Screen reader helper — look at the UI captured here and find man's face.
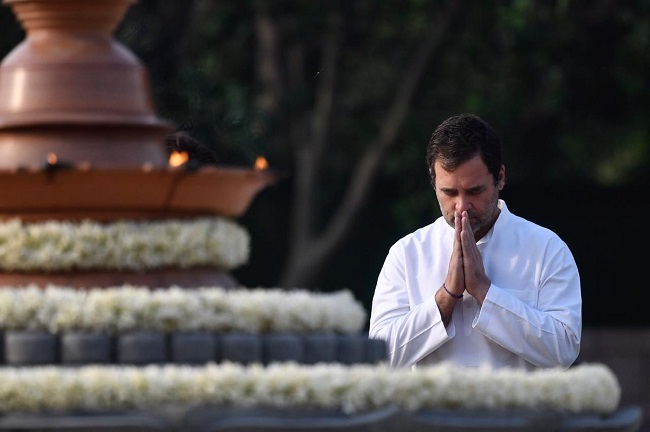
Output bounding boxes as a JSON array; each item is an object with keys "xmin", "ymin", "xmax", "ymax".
[{"xmin": 433, "ymin": 154, "xmax": 505, "ymax": 239}]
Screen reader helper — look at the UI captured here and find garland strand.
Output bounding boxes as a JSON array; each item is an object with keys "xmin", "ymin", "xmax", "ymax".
[
  {"xmin": 0, "ymin": 285, "xmax": 367, "ymax": 334},
  {"xmin": 0, "ymin": 362, "xmax": 620, "ymax": 414},
  {"xmin": 0, "ymin": 217, "xmax": 250, "ymax": 272}
]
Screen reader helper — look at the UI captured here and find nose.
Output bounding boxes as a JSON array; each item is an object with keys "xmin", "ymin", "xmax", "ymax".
[{"xmin": 456, "ymin": 195, "xmax": 471, "ymax": 213}]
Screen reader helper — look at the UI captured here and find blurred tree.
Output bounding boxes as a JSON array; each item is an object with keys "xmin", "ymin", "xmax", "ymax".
[{"xmin": 247, "ymin": 1, "xmax": 464, "ymax": 287}]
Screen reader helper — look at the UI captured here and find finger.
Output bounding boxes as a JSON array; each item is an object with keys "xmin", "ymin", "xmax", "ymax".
[
  {"xmin": 461, "ymin": 213, "xmax": 481, "ymax": 268},
  {"xmin": 461, "ymin": 211, "xmax": 475, "ymax": 243},
  {"xmin": 455, "ymin": 211, "xmax": 462, "ymax": 241},
  {"xmin": 452, "ymin": 212, "xmax": 463, "ymax": 254},
  {"xmin": 447, "ymin": 212, "xmax": 465, "ymax": 294},
  {"xmin": 459, "ymin": 212, "xmax": 490, "ymax": 298},
  {"xmin": 460, "ymin": 212, "xmax": 472, "ymax": 250}
]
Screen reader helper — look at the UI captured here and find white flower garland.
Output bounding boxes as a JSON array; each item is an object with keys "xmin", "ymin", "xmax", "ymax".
[
  {"xmin": 0, "ymin": 217, "xmax": 250, "ymax": 272},
  {"xmin": 0, "ymin": 285, "xmax": 367, "ymax": 334},
  {"xmin": 0, "ymin": 362, "xmax": 620, "ymax": 414}
]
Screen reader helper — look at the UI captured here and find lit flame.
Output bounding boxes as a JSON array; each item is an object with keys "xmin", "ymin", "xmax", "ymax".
[
  {"xmin": 254, "ymin": 156, "xmax": 269, "ymax": 171},
  {"xmin": 47, "ymin": 153, "xmax": 57, "ymax": 165},
  {"xmin": 168, "ymin": 151, "xmax": 189, "ymax": 167}
]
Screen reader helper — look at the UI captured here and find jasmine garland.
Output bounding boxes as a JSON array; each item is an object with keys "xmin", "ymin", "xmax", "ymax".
[
  {"xmin": 0, "ymin": 217, "xmax": 249, "ymax": 272},
  {"xmin": 0, "ymin": 286, "xmax": 367, "ymax": 334},
  {"xmin": 0, "ymin": 362, "xmax": 620, "ymax": 414}
]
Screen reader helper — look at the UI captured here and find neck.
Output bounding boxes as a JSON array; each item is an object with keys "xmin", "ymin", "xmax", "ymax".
[{"xmin": 474, "ymin": 207, "xmax": 501, "ymax": 241}]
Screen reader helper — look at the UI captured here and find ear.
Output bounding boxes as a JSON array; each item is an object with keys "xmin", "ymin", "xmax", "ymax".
[{"xmin": 497, "ymin": 165, "xmax": 506, "ymax": 190}]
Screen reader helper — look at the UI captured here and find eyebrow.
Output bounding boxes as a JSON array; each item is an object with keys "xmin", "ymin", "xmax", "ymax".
[{"xmin": 438, "ymin": 184, "xmax": 486, "ymax": 194}]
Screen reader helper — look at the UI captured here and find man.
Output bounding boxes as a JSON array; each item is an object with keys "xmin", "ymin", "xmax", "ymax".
[{"xmin": 369, "ymin": 114, "xmax": 581, "ymax": 370}]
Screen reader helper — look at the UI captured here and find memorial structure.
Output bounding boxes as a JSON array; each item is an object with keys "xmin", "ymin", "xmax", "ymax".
[
  {"xmin": 0, "ymin": 0, "xmax": 277, "ymax": 289},
  {"xmin": 0, "ymin": 0, "xmax": 641, "ymax": 430}
]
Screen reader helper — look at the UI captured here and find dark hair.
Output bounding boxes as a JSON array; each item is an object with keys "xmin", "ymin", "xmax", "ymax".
[{"xmin": 425, "ymin": 114, "xmax": 502, "ymax": 188}]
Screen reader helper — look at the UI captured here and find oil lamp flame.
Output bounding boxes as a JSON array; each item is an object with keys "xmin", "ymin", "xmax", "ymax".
[
  {"xmin": 168, "ymin": 151, "xmax": 189, "ymax": 167},
  {"xmin": 254, "ymin": 156, "xmax": 269, "ymax": 171}
]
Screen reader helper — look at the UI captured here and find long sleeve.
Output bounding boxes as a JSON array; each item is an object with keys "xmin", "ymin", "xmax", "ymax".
[
  {"xmin": 369, "ymin": 241, "xmax": 452, "ymax": 368},
  {"xmin": 368, "ymin": 200, "xmax": 582, "ymax": 371},
  {"xmin": 474, "ymin": 239, "xmax": 582, "ymax": 369}
]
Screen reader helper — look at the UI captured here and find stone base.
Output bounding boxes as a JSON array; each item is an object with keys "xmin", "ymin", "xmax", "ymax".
[
  {"xmin": 0, "ymin": 406, "xmax": 641, "ymax": 432},
  {"xmin": 1, "ymin": 331, "xmax": 387, "ymax": 366}
]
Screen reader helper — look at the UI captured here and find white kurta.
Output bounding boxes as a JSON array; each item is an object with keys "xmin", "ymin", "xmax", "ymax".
[{"xmin": 369, "ymin": 200, "xmax": 582, "ymax": 370}]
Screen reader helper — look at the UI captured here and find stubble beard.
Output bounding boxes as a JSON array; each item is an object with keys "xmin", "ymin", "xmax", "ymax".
[{"xmin": 441, "ymin": 190, "xmax": 500, "ymax": 235}]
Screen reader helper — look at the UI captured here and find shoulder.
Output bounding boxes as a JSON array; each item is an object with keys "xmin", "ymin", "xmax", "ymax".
[
  {"xmin": 500, "ymin": 202, "xmax": 571, "ymax": 250},
  {"xmin": 390, "ymin": 217, "xmax": 447, "ymax": 250}
]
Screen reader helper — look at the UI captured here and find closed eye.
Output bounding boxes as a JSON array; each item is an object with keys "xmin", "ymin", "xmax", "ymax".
[
  {"xmin": 467, "ymin": 186, "xmax": 485, "ymax": 195},
  {"xmin": 439, "ymin": 188, "xmax": 457, "ymax": 197},
  {"xmin": 439, "ymin": 186, "xmax": 485, "ymax": 197}
]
